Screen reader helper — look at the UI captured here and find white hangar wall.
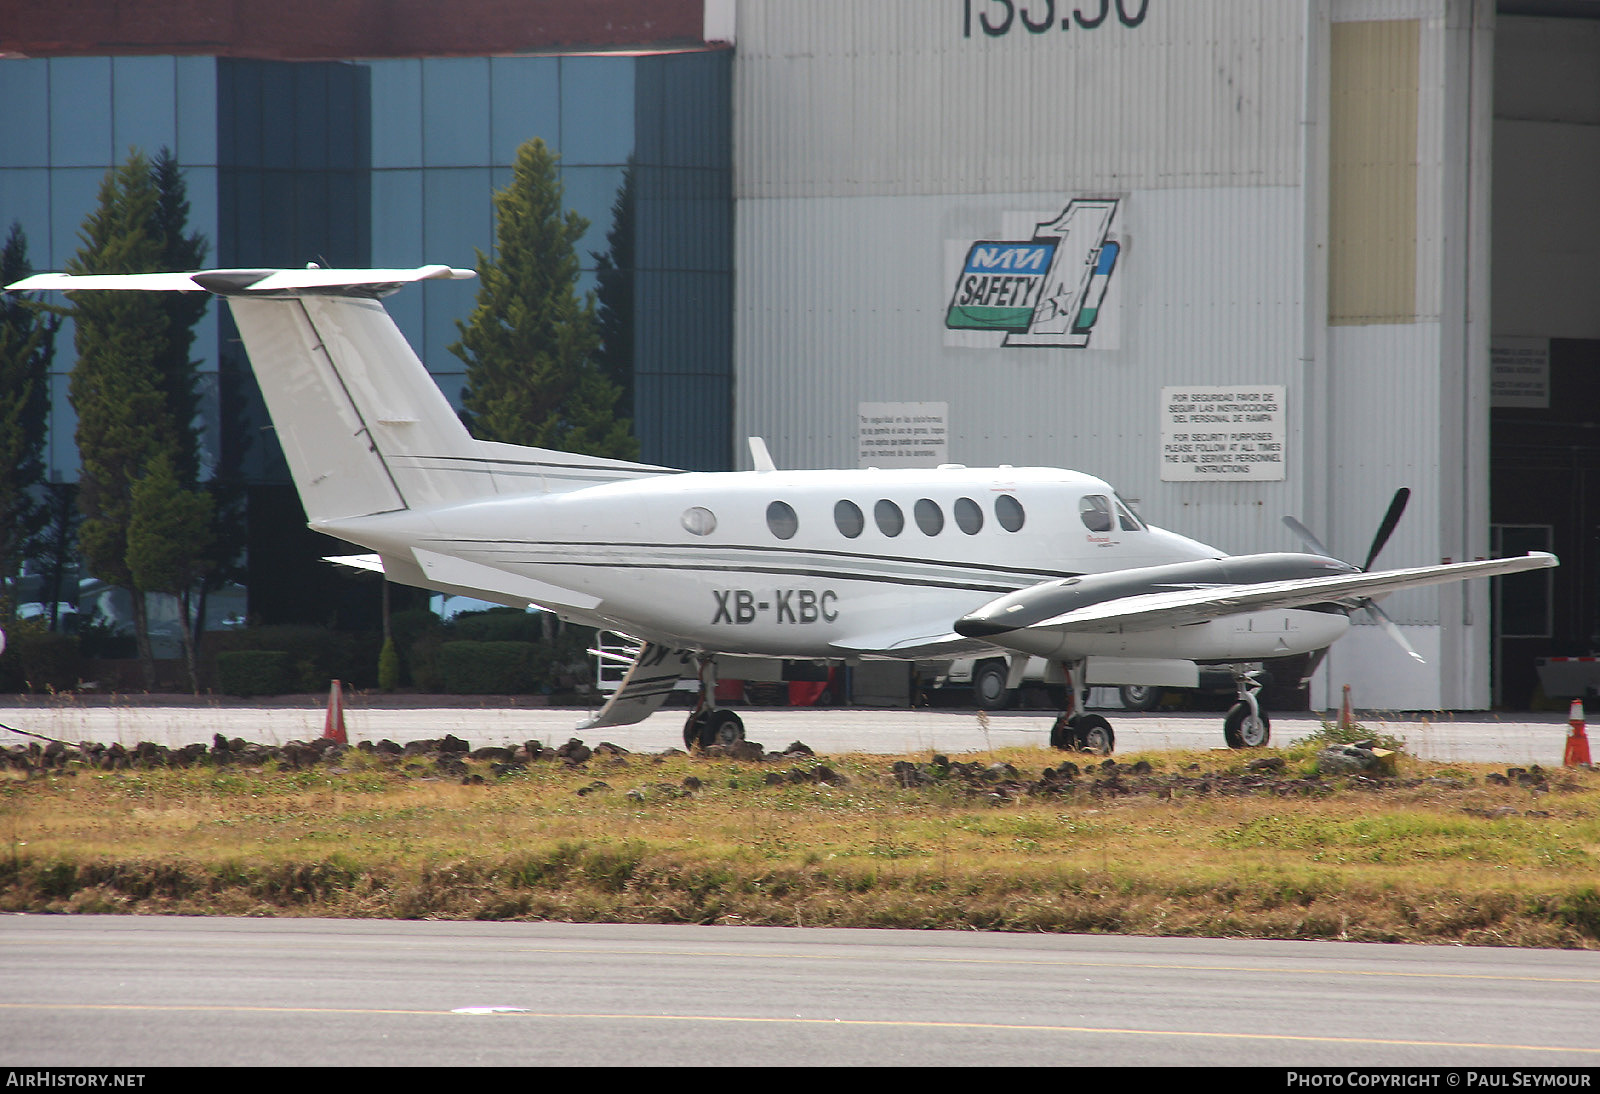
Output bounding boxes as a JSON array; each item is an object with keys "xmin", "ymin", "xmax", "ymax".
[{"xmin": 730, "ymin": 0, "xmax": 1496, "ymax": 709}]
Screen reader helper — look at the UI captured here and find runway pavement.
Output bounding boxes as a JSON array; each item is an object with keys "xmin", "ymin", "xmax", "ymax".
[
  {"xmin": 4, "ymin": 916, "xmax": 1599, "ymax": 1067},
  {"xmin": 0, "ymin": 694, "xmax": 1578, "ymax": 764}
]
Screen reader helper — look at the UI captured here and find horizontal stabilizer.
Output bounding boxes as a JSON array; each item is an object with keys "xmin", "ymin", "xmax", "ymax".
[{"xmin": 6, "ymin": 265, "xmax": 475, "ymax": 297}]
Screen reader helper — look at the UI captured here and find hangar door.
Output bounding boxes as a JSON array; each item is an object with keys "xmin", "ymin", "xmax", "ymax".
[{"xmin": 1490, "ymin": 9, "xmax": 1600, "ymax": 706}]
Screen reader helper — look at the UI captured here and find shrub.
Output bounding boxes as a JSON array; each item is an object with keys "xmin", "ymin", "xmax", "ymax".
[
  {"xmin": 438, "ymin": 640, "xmax": 541, "ymax": 694},
  {"xmin": 216, "ymin": 650, "xmax": 293, "ymax": 697},
  {"xmin": 207, "ymin": 626, "xmax": 380, "ymax": 690},
  {"xmin": 451, "ymin": 607, "xmax": 545, "ymax": 644},
  {"xmin": 0, "ymin": 622, "xmax": 83, "ymax": 693},
  {"xmin": 377, "ymin": 637, "xmax": 400, "ymax": 692}
]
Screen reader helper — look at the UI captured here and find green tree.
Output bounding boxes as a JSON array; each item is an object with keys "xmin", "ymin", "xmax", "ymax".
[
  {"xmin": 452, "ymin": 138, "xmax": 637, "ymax": 459},
  {"xmin": 127, "ymin": 451, "xmax": 213, "ymax": 689},
  {"xmin": 592, "ymin": 161, "xmax": 635, "ymax": 423},
  {"xmin": 68, "ymin": 148, "xmax": 212, "ymax": 687},
  {"xmin": 0, "ymin": 222, "xmax": 58, "ymax": 621}
]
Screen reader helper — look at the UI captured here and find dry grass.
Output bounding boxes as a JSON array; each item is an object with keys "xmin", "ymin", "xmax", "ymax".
[{"xmin": 4, "ymin": 745, "xmax": 1599, "ymax": 946}]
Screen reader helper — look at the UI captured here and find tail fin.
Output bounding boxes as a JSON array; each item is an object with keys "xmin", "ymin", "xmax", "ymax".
[{"xmin": 6, "ymin": 266, "xmax": 675, "ymax": 523}]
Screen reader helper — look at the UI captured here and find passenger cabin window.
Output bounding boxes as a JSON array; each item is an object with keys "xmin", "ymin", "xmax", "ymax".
[
  {"xmin": 994, "ymin": 494, "xmax": 1025, "ymax": 532},
  {"xmin": 766, "ymin": 500, "xmax": 798, "ymax": 540},
  {"xmin": 914, "ymin": 498, "xmax": 944, "ymax": 536},
  {"xmin": 681, "ymin": 506, "xmax": 717, "ymax": 536},
  {"xmin": 874, "ymin": 499, "xmax": 904, "ymax": 537},
  {"xmin": 954, "ymin": 497, "xmax": 983, "ymax": 534},
  {"xmin": 1079, "ymin": 495, "xmax": 1113, "ymax": 533},
  {"xmin": 834, "ymin": 500, "xmax": 864, "ymax": 538}
]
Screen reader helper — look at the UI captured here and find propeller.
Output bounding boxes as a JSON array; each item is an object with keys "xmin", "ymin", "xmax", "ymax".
[{"xmin": 1283, "ymin": 488, "xmax": 1424, "ymax": 663}]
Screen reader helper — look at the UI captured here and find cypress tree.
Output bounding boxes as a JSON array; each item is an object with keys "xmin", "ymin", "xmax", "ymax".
[
  {"xmin": 0, "ymin": 223, "xmax": 58, "ymax": 621},
  {"xmin": 68, "ymin": 148, "xmax": 212, "ymax": 687},
  {"xmin": 452, "ymin": 138, "xmax": 636, "ymax": 459}
]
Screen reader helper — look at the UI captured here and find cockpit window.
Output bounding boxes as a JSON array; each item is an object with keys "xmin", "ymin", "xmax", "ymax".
[
  {"xmin": 1113, "ymin": 494, "xmax": 1144, "ymax": 531},
  {"xmin": 766, "ymin": 500, "xmax": 798, "ymax": 540},
  {"xmin": 994, "ymin": 494, "xmax": 1025, "ymax": 532},
  {"xmin": 1079, "ymin": 495, "xmax": 1113, "ymax": 533}
]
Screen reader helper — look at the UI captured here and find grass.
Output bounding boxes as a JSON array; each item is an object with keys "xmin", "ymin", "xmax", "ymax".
[{"xmin": 3, "ymin": 743, "xmax": 1599, "ymax": 946}]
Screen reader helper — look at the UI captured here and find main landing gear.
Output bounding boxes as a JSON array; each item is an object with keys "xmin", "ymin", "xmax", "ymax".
[
  {"xmin": 683, "ymin": 655, "xmax": 746, "ymax": 750},
  {"xmin": 1046, "ymin": 662, "xmax": 1269, "ymax": 753},
  {"xmin": 1223, "ymin": 665, "xmax": 1270, "ymax": 748},
  {"xmin": 1048, "ymin": 660, "xmax": 1115, "ymax": 755}
]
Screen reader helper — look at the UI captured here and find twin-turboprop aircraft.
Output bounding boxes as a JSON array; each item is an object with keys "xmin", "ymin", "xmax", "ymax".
[{"xmin": 8, "ymin": 265, "xmax": 1557, "ymax": 753}]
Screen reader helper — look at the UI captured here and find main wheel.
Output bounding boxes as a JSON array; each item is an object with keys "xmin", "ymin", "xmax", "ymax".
[
  {"xmin": 1049, "ymin": 712, "xmax": 1073, "ymax": 750},
  {"xmin": 1073, "ymin": 713, "xmax": 1115, "ymax": 755},
  {"xmin": 700, "ymin": 708, "xmax": 745, "ymax": 748},
  {"xmin": 973, "ymin": 660, "xmax": 1012, "ymax": 711},
  {"xmin": 1223, "ymin": 702, "xmax": 1270, "ymax": 748},
  {"xmin": 683, "ymin": 710, "xmax": 708, "ymax": 750},
  {"xmin": 1119, "ymin": 684, "xmax": 1163, "ymax": 712}
]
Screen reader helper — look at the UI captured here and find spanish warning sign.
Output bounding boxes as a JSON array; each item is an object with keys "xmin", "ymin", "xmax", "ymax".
[{"xmin": 1160, "ymin": 386, "xmax": 1286, "ymax": 482}]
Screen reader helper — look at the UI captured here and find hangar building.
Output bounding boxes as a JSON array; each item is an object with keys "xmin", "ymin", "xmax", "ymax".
[{"xmin": 1, "ymin": 0, "xmax": 1595, "ymax": 709}]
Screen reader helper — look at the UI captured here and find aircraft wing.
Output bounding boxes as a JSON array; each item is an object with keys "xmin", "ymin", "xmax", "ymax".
[
  {"xmin": 979, "ymin": 552, "xmax": 1557, "ymax": 636},
  {"xmin": 829, "ymin": 624, "xmax": 995, "ymax": 660}
]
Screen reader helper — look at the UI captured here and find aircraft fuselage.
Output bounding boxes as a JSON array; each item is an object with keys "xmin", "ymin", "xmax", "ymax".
[{"xmin": 317, "ymin": 464, "xmax": 1349, "ymax": 663}]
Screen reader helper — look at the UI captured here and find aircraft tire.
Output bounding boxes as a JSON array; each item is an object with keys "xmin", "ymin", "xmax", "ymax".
[
  {"xmin": 1048, "ymin": 712, "xmax": 1073, "ymax": 750},
  {"xmin": 1223, "ymin": 703, "xmax": 1270, "ymax": 748},
  {"xmin": 1073, "ymin": 714, "xmax": 1115, "ymax": 755},
  {"xmin": 973, "ymin": 660, "xmax": 1013, "ymax": 711},
  {"xmin": 683, "ymin": 711, "xmax": 706, "ymax": 750},
  {"xmin": 1119, "ymin": 684, "xmax": 1164, "ymax": 712},
  {"xmin": 695, "ymin": 708, "xmax": 745, "ymax": 749}
]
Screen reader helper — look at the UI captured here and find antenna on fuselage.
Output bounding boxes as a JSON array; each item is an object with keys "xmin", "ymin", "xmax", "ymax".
[{"xmin": 748, "ymin": 437, "xmax": 777, "ymax": 472}]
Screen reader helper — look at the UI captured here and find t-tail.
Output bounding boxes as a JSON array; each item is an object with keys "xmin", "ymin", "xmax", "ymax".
[{"xmin": 4, "ymin": 266, "xmax": 675, "ymax": 524}]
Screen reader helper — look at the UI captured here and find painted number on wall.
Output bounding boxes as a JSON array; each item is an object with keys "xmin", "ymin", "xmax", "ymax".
[{"xmin": 962, "ymin": 0, "xmax": 1149, "ymax": 37}]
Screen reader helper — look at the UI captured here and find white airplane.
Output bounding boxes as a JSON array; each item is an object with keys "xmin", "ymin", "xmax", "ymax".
[{"xmin": 7, "ymin": 265, "xmax": 1558, "ymax": 753}]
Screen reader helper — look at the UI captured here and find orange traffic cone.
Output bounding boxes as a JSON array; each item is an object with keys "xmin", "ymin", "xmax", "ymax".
[
  {"xmin": 323, "ymin": 679, "xmax": 348, "ymax": 745},
  {"xmin": 1565, "ymin": 698, "xmax": 1591, "ymax": 766}
]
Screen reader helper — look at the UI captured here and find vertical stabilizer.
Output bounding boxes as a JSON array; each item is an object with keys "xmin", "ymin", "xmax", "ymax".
[
  {"xmin": 228, "ymin": 293, "xmax": 475, "ymax": 521},
  {"xmin": 3, "ymin": 265, "xmax": 680, "ymax": 525}
]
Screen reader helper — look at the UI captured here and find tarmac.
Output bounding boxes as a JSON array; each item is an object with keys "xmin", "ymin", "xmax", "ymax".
[{"xmin": 0, "ymin": 691, "xmax": 1585, "ymax": 765}]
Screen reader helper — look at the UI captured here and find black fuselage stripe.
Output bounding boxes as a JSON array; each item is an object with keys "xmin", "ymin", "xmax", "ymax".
[
  {"xmin": 476, "ymin": 556, "xmax": 1024, "ymax": 593},
  {"xmin": 427, "ymin": 538, "xmax": 1075, "ymax": 582}
]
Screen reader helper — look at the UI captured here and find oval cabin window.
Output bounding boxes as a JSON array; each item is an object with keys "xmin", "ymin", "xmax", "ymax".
[
  {"xmin": 766, "ymin": 500, "xmax": 799, "ymax": 540},
  {"xmin": 874, "ymin": 499, "xmax": 905, "ymax": 537},
  {"xmin": 994, "ymin": 494, "xmax": 1025, "ymax": 532},
  {"xmin": 834, "ymin": 500, "xmax": 865, "ymax": 538}
]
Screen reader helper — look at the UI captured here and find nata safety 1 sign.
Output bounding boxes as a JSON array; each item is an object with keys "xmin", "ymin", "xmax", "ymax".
[
  {"xmin": 1160, "ymin": 386, "xmax": 1286, "ymax": 481},
  {"xmin": 944, "ymin": 198, "xmax": 1122, "ymax": 349}
]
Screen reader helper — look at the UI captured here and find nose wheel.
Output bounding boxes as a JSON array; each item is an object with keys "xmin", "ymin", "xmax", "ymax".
[{"xmin": 1223, "ymin": 666, "xmax": 1270, "ymax": 748}]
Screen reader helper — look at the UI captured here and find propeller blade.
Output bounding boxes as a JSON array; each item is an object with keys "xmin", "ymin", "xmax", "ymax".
[
  {"xmin": 1361, "ymin": 488, "xmax": 1411, "ymax": 572},
  {"xmin": 1283, "ymin": 515, "xmax": 1334, "ymax": 558},
  {"xmin": 1362, "ymin": 599, "xmax": 1426, "ymax": 663}
]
